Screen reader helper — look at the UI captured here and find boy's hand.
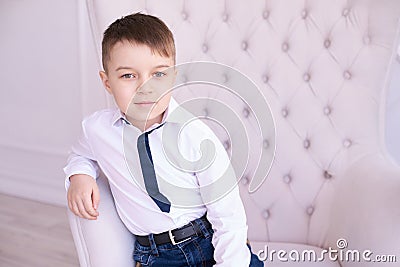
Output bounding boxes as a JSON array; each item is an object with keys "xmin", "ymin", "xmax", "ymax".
[{"xmin": 67, "ymin": 174, "xmax": 100, "ymax": 220}]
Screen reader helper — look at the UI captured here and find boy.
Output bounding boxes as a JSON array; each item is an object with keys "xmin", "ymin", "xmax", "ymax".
[{"xmin": 64, "ymin": 13, "xmax": 262, "ymax": 266}]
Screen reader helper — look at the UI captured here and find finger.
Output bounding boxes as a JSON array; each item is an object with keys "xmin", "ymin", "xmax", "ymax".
[
  {"xmin": 68, "ymin": 199, "xmax": 73, "ymax": 212},
  {"xmin": 77, "ymin": 198, "xmax": 97, "ymax": 220},
  {"xmin": 69, "ymin": 190, "xmax": 83, "ymax": 217},
  {"xmin": 68, "ymin": 190, "xmax": 78, "ymax": 214},
  {"xmin": 71, "ymin": 200, "xmax": 83, "ymax": 218},
  {"xmin": 83, "ymin": 193, "xmax": 99, "ymax": 217},
  {"xmin": 92, "ymin": 185, "xmax": 100, "ymax": 211},
  {"xmin": 67, "ymin": 191, "xmax": 75, "ymax": 212},
  {"xmin": 67, "ymin": 189, "xmax": 72, "ymax": 207}
]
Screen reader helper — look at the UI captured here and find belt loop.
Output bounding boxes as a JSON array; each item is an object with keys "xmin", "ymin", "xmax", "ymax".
[
  {"xmin": 148, "ymin": 233, "xmax": 159, "ymax": 256},
  {"xmin": 193, "ymin": 215, "xmax": 212, "ymax": 238}
]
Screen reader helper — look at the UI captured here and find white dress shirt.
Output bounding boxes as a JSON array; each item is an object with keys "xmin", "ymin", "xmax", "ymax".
[{"xmin": 64, "ymin": 97, "xmax": 251, "ymax": 266}]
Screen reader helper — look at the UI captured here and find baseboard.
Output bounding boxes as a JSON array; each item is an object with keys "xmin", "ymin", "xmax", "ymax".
[
  {"xmin": 0, "ymin": 172, "xmax": 66, "ymax": 207},
  {"xmin": 0, "ymin": 143, "xmax": 68, "ymax": 207}
]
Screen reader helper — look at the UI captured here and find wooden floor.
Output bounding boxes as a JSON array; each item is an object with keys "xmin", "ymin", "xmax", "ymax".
[{"xmin": 0, "ymin": 193, "xmax": 79, "ymax": 267}]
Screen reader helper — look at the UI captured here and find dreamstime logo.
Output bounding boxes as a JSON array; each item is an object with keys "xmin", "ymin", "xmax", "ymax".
[
  {"xmin": 123, "ymin": 61, "xmax": 276, "ymax": 207},
  {"xmin": 336, "ymin": 238, "xmax": 348, "ymax": 249},
  {"xmin": 257, "ymin": 238, "xmax": 397, "ymax": 263}
]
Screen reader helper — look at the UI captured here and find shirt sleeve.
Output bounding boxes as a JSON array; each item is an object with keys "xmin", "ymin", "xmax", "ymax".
[
  {"xmin": 195, "ymin": 131, "xmax": 251, "ymax": 266},
  {"xmin": 63, "ymin": 119, "xmax": 99, "ymax": 191}
]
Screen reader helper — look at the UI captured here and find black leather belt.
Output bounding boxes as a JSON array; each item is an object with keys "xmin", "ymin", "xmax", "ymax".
[{"xmin": 135, "ymin": 214, "xmax": 212, "ymax": 246}]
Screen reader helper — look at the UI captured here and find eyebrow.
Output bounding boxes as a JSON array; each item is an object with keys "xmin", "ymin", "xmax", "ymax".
[
  {"xmin": 115, "ymin": 66, "xmax": 133, "ymax": 72},
  {"xmin": 153, "ymin": 64, "xmax": 171, "ymax": 69},
  {"xmin": 115, "ymin": 65, "xmax": 171, "ymax": 72}
]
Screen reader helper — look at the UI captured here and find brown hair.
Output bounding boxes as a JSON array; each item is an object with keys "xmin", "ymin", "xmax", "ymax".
[{"xmin": 101, "ymin": 12, "xmax": 175, "ymax": 72}]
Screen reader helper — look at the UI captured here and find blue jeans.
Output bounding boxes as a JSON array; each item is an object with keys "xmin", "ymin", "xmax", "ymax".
[{"xmin": 133, "ymin": 217, "xmax": 263, "ymax": 266}]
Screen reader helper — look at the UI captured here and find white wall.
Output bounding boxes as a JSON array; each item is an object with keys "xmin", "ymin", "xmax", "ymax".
[
  {"xmin": 0, "ymin": 0, "xmax": 106, "ymax": 206},
  {"xmin": 0, "ymin": 0, "xmax": 399, "ymax": 206}
]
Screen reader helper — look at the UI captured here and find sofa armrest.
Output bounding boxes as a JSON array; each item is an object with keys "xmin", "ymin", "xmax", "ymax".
[
  {"xmin": 326, "ymin": 153, "xmax": 400, "ymax": 266},
  {"xmin": 67, "ymin": 174, "xmax": 135, "ymax": 267}
]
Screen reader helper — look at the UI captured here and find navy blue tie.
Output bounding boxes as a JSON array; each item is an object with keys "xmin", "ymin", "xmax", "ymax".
[{"xmin": 137, "ymin": 124, "xmax": 171, "ymax": 212}]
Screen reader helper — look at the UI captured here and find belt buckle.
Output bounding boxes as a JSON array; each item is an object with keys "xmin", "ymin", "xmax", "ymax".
[{"xmin": 168, "ymin": 229, "xmax": 191, "ymax": 245}]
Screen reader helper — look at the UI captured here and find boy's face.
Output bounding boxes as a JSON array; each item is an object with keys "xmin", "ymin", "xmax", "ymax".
[{"xmin": 100, "ymin": 41, "xmax": 176, "ymax": 129}]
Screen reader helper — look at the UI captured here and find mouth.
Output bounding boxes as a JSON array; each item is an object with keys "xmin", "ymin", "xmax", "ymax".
[{"xmin": 134, "ymin": 101, "xmax": 157, "ymax": 107}]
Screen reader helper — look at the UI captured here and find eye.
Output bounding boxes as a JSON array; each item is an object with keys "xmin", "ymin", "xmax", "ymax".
[
  {"xmin": 153, "ymin": 71, "xmax": 166, "ymax": 78},
  {"xmin": 121, "ymin": 73, "xmax": 135, "ymax": 79}
]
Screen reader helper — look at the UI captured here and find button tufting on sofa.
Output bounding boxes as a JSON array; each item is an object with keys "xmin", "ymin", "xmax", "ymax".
[
  {"xmin": 262, "ymin": 74, "xmax": 269, "ymax": 83},
  {"xmin": 202, "ymin": 43, "xmax": 208, "ymax": 53},
  {"xmin": 181, "ymin": 11, "xmax": 188, "ymax": 20},
  {"xmin": 262, "ymin": 209, "xmax": 270, "ymax": 220},
  {"xmin": 222, "ymin": 13, "xmax": 229, "ymax": 22},
  {"xmin": 281, "ymin": 107, "xmax": 289, "ymax": 118},
  {"xmin": 343, "ymin": 70, "xmax": 352, "ymax": 80},
  {"xmin": 202, "ymin": 108, "xmax": 209, "ymax": 117},
  {"xmin": 342, "ymin": 8, "xmax": 350, "ymax": 17},
  {"xmin": 223, "ymin": 140, "xmax": 231, "ymax": 151},
  {"xmin": 323, "ymin": 170, "xmax": 333, "ymax": 179},
  {"xmin": 222, "ymin": 73, "xmax": 228, "ymax": 83},
  {"xmin": 301, "ymin": 9, "xmax": 308, "ymax": 19},
  {"xmin": 303, "ymin": 139, "xmax": 311, "ymax": 149},
  {"xmin": 241, "ymin": 175, "xmax": 249, "ymax": 185},
  {"xmin": 283, "ymin": 174, "xmax": 292, "ymax": 184},
  {"xmin": 241, "ymin": 41, "xmax": 248, "ymax": 51},
  {"xmin": 363, "ymin": 35, "xmax": 371, "ymax": 45},
  {"xmin": 323, "ymin": 106, "xmax": 332, "ymax": 116},
  {"xmin": 282, "ymin": 42, "xmax": 289, "ymax": 52},
  {"xmin": 343, "ymin": 139, "xmax": 352, "ymax": 148},
  {"xmin": 303, "ymin": 73, "xmax": 311, "ymax": 82},
  {"xmin": 262, "ymin": 10, "xmax": 269, "ymax": 20},
  {"xmin": 324, "ymin": 39, "xmax": 331, "ymax": 48},
  {"xmin": 242, "ymin": 107, "xmax": 250, "ymax": 118},
  {"xmin": 306, "ymin": 206, "xmax": 314, "ymax": 216},
  {"xmin": 263, "ymin": 139, "xmax": 270, "ymax": 149}
]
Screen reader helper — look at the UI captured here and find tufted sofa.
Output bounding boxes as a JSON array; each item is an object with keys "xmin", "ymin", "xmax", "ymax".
[{"xmin": 67, "ymin": 0, "xmax": 400, "ymax": 266}]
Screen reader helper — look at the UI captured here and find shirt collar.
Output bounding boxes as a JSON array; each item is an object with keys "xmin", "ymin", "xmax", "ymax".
[{"xmin": 111, "ymin": 97, "xmax": 193, "ymax": 129}]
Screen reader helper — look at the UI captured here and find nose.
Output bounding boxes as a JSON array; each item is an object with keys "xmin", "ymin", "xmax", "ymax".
[{"xmin": 136, "ymin": 77, "xmax": 153, "ymax": 94}]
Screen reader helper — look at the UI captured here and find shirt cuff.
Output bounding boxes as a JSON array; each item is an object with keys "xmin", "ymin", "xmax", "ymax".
[{"xmin": 63, "ymin": 165, "xmax": 98, "ymax": 191}]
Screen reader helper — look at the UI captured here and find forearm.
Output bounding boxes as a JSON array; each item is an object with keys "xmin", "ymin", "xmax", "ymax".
[
  {"xmin": 206, "ymin": 187, "xmax": 251, "ymax": 266},
  {"xmin": 64, "ymin": 152, "xmax": 99, "ymax": 190},
  {"xmin": 63, "ymin": 118, "xmax": 101, "ymax": 190}
]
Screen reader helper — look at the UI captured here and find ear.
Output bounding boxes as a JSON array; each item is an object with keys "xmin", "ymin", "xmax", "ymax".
[{"xmin": 99, "ymin": 71, "xmax": 112, "ymax": 94}]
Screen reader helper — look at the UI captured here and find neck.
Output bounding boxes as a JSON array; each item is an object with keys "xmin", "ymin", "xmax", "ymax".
[{"xmin": 126, "ymin": 113, "xmax": 164, "ymax": 132}]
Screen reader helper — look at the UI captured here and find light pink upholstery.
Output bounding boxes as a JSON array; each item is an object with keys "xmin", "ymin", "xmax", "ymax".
[
  {"xmin": 67, "ymin": 174, "xmax": 135, "ymax": 267},
  {"xmin": 67, "ymin": 0, "xmax": 400, "ymax": 266}
]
